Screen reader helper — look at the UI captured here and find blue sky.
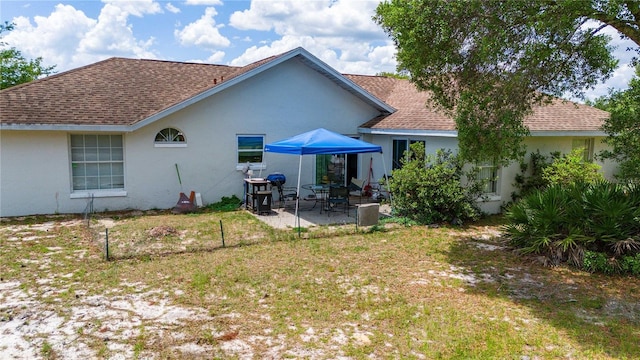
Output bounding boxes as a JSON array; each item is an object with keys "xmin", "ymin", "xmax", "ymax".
[{"xmin": 1, "ymin": 0, "xmax": 637, "ymax": 101}]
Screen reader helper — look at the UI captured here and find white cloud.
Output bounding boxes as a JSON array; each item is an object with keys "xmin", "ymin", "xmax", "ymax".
[
  {"xmin": 227, "ymin": 0, "xmax": 395, "ymax": 75},
  {"xmin": 77, "ymin": 1, "xmax": 161, "ymax": 58},
  {"xmin": 165, "ymin": 3, "xmax": 181, "ymax": 14},
  {"xmin": 228, "ymin": 1, "xmax": 293, "ymax": 31},
  {"xmin": 206, "ymin": 50, "xmax": 226, "ymax": 63},
  {"xmin": 183, "ymin": 49, "xmax": 224, "ymax": 63},
  {"xmin": 229, "ymin": 34, "xmax": 396, "ymax": 75},
  {"xmin": 4, "ymin": 1, "xmax": 165, "ymax": 72},
  {"xmin": 185, "ymin": 0, "xmax": 223, "ymax": 5},
  {"xmin": 101, "ymin": 0, "xmax": 163, "ymax": 17},
  {"xmin": 229, "ymin": 0, "xmax": 383, "ymax": 38},
  {"xmin": 174, "ymin": 7, "xmax": 230, "ymax": 49},
  {"xmin": 4, "ymin": 5, "xmax": 97, "ymax": 71}
]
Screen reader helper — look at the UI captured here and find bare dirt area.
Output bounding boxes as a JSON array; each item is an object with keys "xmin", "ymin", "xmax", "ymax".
[
  {"xmin": 1, "ymin": 213, "xmax": 639, "ymax": 359},
  {"xmin": 0, "ymin": 217, "xmax": 243, "ymax": 359}
]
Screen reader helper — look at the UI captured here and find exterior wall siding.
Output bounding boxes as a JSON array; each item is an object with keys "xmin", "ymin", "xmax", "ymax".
[
  {"xmin": 0, "ymin": 58, "xmax": 381, "ymax": 217},
  {"xmin": 367, "ymin": 134, "xmax": 616, "ymax": 215},
  {"xmin": 1, "ymin": 131, "xmax": 73, "ymax": 216}
]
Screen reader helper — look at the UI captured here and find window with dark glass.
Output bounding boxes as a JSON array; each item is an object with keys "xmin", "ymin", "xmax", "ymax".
[
  {"xmin": 155, "ymin": 128, "xmax": 186, "ymax": 143},
  {"xmin": 237, "ymin": 135, "xmax": 264, "ymax": 164},
  {"xmin": 392, "ymin": 139, "xmax": 425, "ymax": 169}
]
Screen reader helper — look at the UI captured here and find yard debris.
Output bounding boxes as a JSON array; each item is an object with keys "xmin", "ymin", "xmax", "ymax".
[
  {"xmin": 216, "ymin": 330, "xmax": 240, "ymax": 341},
  {"xmin": 172, "ymin": 191, "xmax": 197, "ymax": 214},
  {"xmin": 147, "ymin": 225, "xmax": 178, "ymax": 238}
]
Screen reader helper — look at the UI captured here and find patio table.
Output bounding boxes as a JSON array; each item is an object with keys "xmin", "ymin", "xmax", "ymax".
[
  {"xmin": 301, "ymin": 184, "xmax": 330, "ymax": 213},
  {"xmin": 244, "ymin": 178, "xmax": 270, "ymax": 213}
]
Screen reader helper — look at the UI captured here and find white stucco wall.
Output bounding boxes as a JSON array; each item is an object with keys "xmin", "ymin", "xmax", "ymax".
[
  {"xmin": 497, "ymin": 135, "xmax": 615, "ymax": 207},
  {"xmin": 1, "ymin": 131, "xmax": 75, "ymax": 215},
  {"xmin": 0, "ymin": 57, "xmax": 383, "ymax": 217},
  {"xmin": 367, "ymin": 133, "xmax": 617, "ymax": 215},
  {"xmin": 1, "ymin": 131, "xmax": 141, "ymax": 216}
]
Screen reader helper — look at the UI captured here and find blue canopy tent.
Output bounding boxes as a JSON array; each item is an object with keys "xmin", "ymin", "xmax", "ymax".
[{"xmin": 264, "ymin": 128, "xmax": 389, "ymax": 227}]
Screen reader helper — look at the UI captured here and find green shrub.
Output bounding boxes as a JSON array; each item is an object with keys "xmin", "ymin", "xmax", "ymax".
[
  {"xmin": 582, "ymin": 182, "xmax": 640, "ymax": 248},
  {"xmin": 504, "ymin": 184, "xmax": 589, "ymax": 266},
  {"xmin": 583, "ymin": 251, "xmax": 640, "ymax": 275},
  {"xmin": 620, "ymin": 253, "xmax": 640, "ymax": 275},
  {"xmin": 388, "ymin": 143, "xmax": 480, "ymax": 225},
  {"xmin": 582, "ymin": 251, "xmax": 617, "ymax": 274},
  {"xmin": 205, "ymin": 195, "xmax": 242, "ymax": 212},
  {"xmin": 511, "ymin": 148, "xmax": 604, "ymax": 201},
  {"xmin": 542, "ymin": 148, "xmax": 604, "ymax": 186},
  {"xmin": 511, "ymin": 150, "xmax": 551, "ymax": 201}
]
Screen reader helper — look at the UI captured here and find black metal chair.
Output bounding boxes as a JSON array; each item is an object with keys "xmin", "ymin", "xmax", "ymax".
[
  {"xmin": 266, "ymin": 173, "xmax": 296, "ymax": 208},
  {"xmin": 327, "ymin": 185, "xmax": 349, "ymax": 216},
  {"xmin": 280, "ymin": 186, "xmax": 297, "ymax": 208}
]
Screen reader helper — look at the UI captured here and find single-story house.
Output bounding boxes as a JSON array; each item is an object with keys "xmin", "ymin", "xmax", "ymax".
[
  {"xmin": 346, "ymin": 74, "xmax": 614, "ymax": 213},
  {"xmin": 0, "ymin": 47, "xmax": 612, "ymax": 217}
]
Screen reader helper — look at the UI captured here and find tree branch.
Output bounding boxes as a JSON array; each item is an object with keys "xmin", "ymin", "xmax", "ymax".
[{"xmin": 590, "ymin": 11, "xmax": 640, "ymax": 46}]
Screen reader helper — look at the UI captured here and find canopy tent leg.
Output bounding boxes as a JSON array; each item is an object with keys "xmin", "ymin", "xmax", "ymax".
[
  {"xmin": 380, "ymin": 154, "xmax": 392, "ymax": 207},
  {"xmin": 295, "ymin": 154, "xmax": 303, "ymax": 234}
]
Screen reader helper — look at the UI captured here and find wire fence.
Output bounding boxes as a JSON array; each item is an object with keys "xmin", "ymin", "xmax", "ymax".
[
  {"xmin": 84, "ymin": 209, "xmax": 289, "ymax": 261},
  {"xmin": 82, "ymin": 194, "xmax": 94, "ymax": 226}
]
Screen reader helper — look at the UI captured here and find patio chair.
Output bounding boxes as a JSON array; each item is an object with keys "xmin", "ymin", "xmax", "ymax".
[
  {"xmin": 327, "ymin": 185, "xmax": 350, "ymax": 216},
  {"xmin": 348, "ymin": 178, "xmax": 366, "ymax": 204},
  {"xmin": 280, "ymin": 186, "xmax": 298, "ymax": 208}
]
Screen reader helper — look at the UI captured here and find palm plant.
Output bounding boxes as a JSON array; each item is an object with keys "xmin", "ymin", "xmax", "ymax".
[
  {"xmin": 582, "ymin": 181, "xmax": 640, "ymax": 255},
  {"xmin": 505, "ymin": 181, "xmax": 640, "ymax": 272},
  {"xmin": 503, "ymin": 184, "xmax": 589, "ymax": 265}
]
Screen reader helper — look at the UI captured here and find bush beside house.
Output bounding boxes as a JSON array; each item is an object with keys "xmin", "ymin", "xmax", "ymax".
[
  {"xmin": 387, "ymin": 143, "xmax": 481, "ymax": 225},
  {"xmin": 504, "ymin": 182, "xmax": 640, "ymax": 275}
]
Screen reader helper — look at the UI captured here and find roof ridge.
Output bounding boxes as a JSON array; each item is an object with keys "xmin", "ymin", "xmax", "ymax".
[
  {"xmin": 0, "ymin": 57, "xmax": 242, "ymax": 94},
  {"xmin": 0, "ymin": 57, "xmax": 122, "ymax": 93},
  {"xmin": 125, "ymin": 57, "xmax": 240, "ymax": 69}
]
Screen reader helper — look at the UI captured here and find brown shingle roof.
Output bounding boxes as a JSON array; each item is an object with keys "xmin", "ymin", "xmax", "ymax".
[
  {"xmin": 347, "ymin": 75, "xmax": 609, "ymax": 133},
  {"xmin": 525, "ymin": 98, "xmax": 609, "ymax": 131},
  {"xmin": 1, "ymin": 54, "xmax": 609, "ymax": 133},
  {"xmin": 0, "ymin": 58, "xmax": 241, "ymax": 127},
  {"xmin": 346, "ymin": 75, "xmax": 453, "ymax": 131}
]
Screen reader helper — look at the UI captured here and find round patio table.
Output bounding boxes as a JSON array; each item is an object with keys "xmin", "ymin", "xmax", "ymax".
[{"xmin": 301, "ymin": 184, "xmax": 330, "ymax": 213}]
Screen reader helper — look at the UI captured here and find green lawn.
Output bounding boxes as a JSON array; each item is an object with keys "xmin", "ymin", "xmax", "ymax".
[{"xmin": 1, "ymin": 210, "xmax": 638, "ymax": 359}]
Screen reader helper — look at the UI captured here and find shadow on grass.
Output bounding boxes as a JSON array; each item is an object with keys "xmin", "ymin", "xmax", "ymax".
[{"xmin": 443, "ymin": 223, "xmax": 640, "ymax": 358}]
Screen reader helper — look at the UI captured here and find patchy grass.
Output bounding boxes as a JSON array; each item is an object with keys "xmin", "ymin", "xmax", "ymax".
[{"xmin": 0, "ymin": 211, "xmax": 638, "ymax": 359}]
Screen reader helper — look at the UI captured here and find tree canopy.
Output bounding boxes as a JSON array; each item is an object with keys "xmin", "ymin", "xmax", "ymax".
[
  {"xmin": 374, "ymin": 0, "xmax": 639, "ymax": 164},
  {"xmin": 1, "ymin": 21, "xmax": 56, "ymax": 90},
  {"xmin": 592, "ymin": 68, "xmax": 640, "ymax": 183}
]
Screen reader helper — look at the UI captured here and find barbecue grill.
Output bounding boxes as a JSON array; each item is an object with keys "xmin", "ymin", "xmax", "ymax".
[{"xmin": 266, "ymin": 173, "xmax": 296, "ymax": 207}]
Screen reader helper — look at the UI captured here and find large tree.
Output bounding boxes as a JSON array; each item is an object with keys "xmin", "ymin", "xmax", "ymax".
[
  {"xmin": 374, "ymin": 0, "xmax": 640, "ymax": 164},
  {"xmin": 1, "ymin": 21, "xmax": 55, "ymax": 90},
  {"xmin": 592, "ymin": 68, "xmax": 640, "ymax": 183}
]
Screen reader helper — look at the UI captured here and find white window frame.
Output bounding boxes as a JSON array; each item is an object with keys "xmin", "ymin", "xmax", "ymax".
[
  {"xmin": 478, "ymin": 162, "xmax": 500, "ymax": 196},
  {"xmin": 572, "ymin": 138, "xmax": 595, "ymax": 162},
  {"xmin": 154, "ymin": 127, "xmax": 187, "ymax": 148},
  {"xmin": 236, "ymin": 134, "xmax": 266, "ymax": 171},
  {"xmin": 70, "ymin": 134, "xmax": 126, "ymax": 197}
]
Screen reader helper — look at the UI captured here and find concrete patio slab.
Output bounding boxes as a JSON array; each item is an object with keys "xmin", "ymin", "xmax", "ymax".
[{"xmin": 250, "ymin": 199, "xmax": 391, "ymax": 229}]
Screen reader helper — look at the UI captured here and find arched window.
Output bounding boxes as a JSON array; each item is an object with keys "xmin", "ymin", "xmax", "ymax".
[{"xmin": 154, "ymin": 128, "xmax": 186, "ymax": 147}]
